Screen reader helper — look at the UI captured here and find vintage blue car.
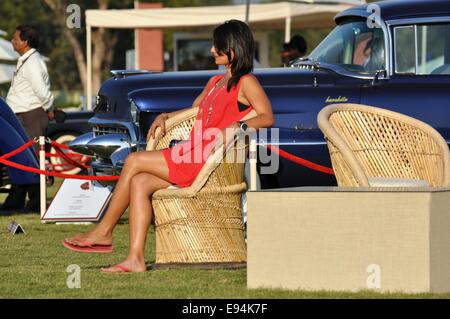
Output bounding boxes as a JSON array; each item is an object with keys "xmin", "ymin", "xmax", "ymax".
[{"xmin": 71, "ymin": 0, "xmax": 450, "ymax": 189}]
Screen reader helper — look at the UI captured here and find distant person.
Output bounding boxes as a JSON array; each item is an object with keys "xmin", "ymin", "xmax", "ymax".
[
  {"xmin": 356, "ymin": 36, "xmax": 384, "ymax": 72},
  {"xmin": 362, "ymin": 39, "xmax": 373, "ymax": 68},
  {"xmin": 281, "ymin": 34, "xmax": 307, "ymax": 66},
  {"xmin": 2, "ymin": 25, "xmax": 54, "ymax": 212}
]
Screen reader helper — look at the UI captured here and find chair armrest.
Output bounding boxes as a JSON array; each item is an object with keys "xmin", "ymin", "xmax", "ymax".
[{"xmin": 147, "ymin": 107, "xmax": 198, "ymax": 151}]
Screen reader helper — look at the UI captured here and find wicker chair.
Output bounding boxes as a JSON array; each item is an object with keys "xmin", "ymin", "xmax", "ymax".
[
  {"xmin": 147, "ymin": 107, "xmax": 257, "ymax": 269},
  {"xmin": 317, "ymin": 103, "xmax": 450, "ymax": 187}
]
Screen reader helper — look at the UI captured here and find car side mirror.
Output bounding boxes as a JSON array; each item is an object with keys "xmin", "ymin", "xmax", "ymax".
[
  {"xmin": 371, "ymin": 69, "xmax": 388, "ymax": 86},
  {"xmin": 54, "ymin": 109, "xmax": 67, "ymax": 123}
]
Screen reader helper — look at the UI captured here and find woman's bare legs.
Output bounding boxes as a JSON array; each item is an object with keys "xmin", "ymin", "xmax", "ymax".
[
  {"xmin": 101, "ymin": 172, "xmax": 171, "ymax": 273},
  {"xmin": 65, "ymin": 150, "xmax": 170, "ymax": 247}
]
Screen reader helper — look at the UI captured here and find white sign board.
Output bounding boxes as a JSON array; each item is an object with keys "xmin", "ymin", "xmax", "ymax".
[{"xmin": 42, "ymin": 179, "xmax": 113, "ymax": 222}]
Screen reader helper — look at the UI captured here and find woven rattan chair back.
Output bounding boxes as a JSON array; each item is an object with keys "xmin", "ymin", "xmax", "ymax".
[{"xmin": 317, "ymin": 103, "xmax": 450, "ymax": 187}]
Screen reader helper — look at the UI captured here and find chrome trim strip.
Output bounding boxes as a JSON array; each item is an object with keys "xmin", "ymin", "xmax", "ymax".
[
  {"xmin": 386, "ymin": 16, "xmax": 450, "ymax": 26},
  {"xmin": 89, "ymin": 117, "xmax": 138, "ymax": 142},
  {"xmin": 295, "ymin": 18, "xmax": 391, "ymax": 81},
  {"xmin": 110, "ymin": 69, "xmax": 153, "ymax": 79},
  {"xmin": 379, "ymin": 18, "xmax": 391, "ymax": 79},
  {"xmin": 386, "ymin": 17, "xmax": 450, "ymax": 76},
  {"xmin": 256, "ymin": 142, "xmax": 328, "ymax": 146},
  {"xmin": 86, "ymin": 133, "xmax": 131, "ymax": 158},
  {"xmin": 414, "ymin": 24, "xmax": 419, "ymax": 74}
]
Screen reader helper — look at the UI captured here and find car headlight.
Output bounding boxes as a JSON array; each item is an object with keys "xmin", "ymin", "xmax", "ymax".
[{"xmin": 130, "ymin": 99, "xmax": 140, "ymax": 126}]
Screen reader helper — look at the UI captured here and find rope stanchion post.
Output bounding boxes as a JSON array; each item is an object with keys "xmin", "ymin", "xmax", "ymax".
[
  {"xmin": 249, "ymin": 133, "xmax": 257, "ymax": 191},
  {"xmin": 39, "ymin": 136, "xmax": 46, "ymax": 223}
]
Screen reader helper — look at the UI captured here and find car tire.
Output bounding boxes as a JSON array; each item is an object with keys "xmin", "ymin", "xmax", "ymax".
[{"xmin": 49, "ymin": 132, "xmax": 90, "ymax": 175}]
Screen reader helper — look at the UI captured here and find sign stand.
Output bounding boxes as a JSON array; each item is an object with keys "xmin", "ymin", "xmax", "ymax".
[
  {"xmin": 7, "ymin": 221, "xmax": 25, "ymax": 235},
  {"xmin": 38, "ymin": 136, "xmax": 112, "ymax": 224},
  {"xmin": 42, "ymin": 179, "xmax": 112, "ymax": 223}
]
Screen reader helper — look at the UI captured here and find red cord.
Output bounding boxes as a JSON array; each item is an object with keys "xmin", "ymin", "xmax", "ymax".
[
  {"xmin": 0, "ymin": 156, "xmax": 119, "ymax": 181},
  {"xmin": 0, "ymin": 139, "xmax": 334, "ymax": 182},
  {"xmin": 265, "ymin": 145, "xmax": 334, "ymax": 175},
  {"xmin": 0, "ymin": 139, "xmax": 118, "ymax": 181}
]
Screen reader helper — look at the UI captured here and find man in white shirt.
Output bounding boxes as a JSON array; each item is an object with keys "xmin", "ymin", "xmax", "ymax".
[
  {"xmin": 7, "ymin": 25, "xmax": 54, "ymax": 133},
  {"xmin": 3, "ymin": 25, "xmax": 54, "ymax": 212}
]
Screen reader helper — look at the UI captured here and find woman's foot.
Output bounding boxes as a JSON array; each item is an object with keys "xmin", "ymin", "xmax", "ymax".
[
  {"xmin": 64, "ymin": 230, "xmax": 112, "ymax": 247},
  {"xmin": 100, "ymin": 258, "xmax": 147, "ymax": 273}
]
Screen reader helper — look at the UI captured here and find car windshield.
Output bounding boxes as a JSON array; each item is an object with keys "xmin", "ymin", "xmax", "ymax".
[{"xmin": 309, "ymin": 19, "xmax": 385, "ymax": 74}]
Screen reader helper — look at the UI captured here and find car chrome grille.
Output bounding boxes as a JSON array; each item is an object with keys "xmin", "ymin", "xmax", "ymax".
[{"xmin": 93, "ymin": 126, "xmax": 129, "ymax": 137}]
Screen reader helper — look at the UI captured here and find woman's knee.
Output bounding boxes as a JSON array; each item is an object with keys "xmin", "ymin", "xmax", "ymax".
[
  {"xmin": 124, "ymin": 152, "xmax": 145, "ymax": 171},
  {"xmin": 124, "ymin": 152, "xmax": 136, "ymax": 166},
  {"xmin": 130, "ymin": 173, "xmax": 151, "ymax": 194}
]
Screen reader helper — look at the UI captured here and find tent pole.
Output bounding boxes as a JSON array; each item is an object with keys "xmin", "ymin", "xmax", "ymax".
[
  {"xmin": 134, "ymin": 0, "xmax": 139, "ymax": 69},
  {"xmin": 86, "ymin": 26, "xmax": 92, "ymax": 111},
  {"xmin": 245, "ymin": 0, "xmax": 251, "ymax": 24},
  {"xmin": 285, "ymin": 15, "xmax": 291, "ymax": 43}
]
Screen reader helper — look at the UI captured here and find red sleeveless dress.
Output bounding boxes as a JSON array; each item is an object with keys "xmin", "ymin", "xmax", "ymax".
[{"xmin": 161, "ymin": 74, "xmax": 253, "ymax": 187}]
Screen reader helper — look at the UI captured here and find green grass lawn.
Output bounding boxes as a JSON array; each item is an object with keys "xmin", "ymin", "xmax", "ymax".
[{"xmin": 0, "ymin": 179, "xmax": 450, "ymax": 299}]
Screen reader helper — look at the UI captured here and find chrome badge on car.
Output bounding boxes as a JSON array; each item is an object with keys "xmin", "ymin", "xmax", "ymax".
[{"xmin": 325, "ymin": 96, "xmax": 349, "ymax": 103}]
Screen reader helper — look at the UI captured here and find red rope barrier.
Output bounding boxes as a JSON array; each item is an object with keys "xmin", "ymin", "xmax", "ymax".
[
  {"xmin": 0, "ymin": 139, "xmax": 119, "ymax": 181},
  {"xmin": 0, "ymin": 138, "xmax": 333, "ymax": 182},
  {"xmin": 51, "ymin": 140, "xmax": 71, "ymax": 150},
  {"xmin": 52, "ymin": 143, "xmax": 91, "ymax": 170},
  {"xmin": 38, "ymin": 140, "xmax": 92, "ymax": 172},
  {"xmin": 265, "ymin": 145, "xmax": 335, "ymax": 175},
  {"xmin": 0, "ymin": 156, "xmax": 119, "ymax": 181}
]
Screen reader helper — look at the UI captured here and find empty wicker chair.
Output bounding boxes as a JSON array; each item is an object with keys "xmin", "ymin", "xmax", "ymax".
[
  {"xmin": 147, "ymin": 107, "xmax": 257, "ymax": 269},
  {"xmin": 317, "ymin": 103, "xmax": 450, "ymax": 187}
]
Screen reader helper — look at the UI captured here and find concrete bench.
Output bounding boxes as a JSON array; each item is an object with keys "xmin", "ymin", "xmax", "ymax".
[{"xmin": 246, "ymin": 187, "xmax": 450, "ymax": 293}]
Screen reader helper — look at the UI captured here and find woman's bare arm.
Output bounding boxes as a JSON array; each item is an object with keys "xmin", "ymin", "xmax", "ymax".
[
  {"xmin": 214, "ymin": 75, "xmax": 274, "ymax": 152},
  {"xmin": 237, "ymin": 75, "xmax": 274, "ymax": 129}
]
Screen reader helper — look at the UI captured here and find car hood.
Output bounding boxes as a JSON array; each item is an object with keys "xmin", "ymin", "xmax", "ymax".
[{"xmin": 96, "ymin": 67, "xmax": 337, "ymax": 118}]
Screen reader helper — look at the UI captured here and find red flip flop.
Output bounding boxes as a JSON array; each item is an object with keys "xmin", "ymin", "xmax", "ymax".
[
  {"xmin": 100, "ymin": 264, "xmax": 132, "ymax": 273},
  {"xmin": 62, "ymin": 238, "xmax": 114, "ymax": 254}
]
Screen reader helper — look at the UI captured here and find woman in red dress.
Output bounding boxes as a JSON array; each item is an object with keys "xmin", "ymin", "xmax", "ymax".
[{"xmin": 63, "ymin": 19, "xmax": 274, "ymax": 273}]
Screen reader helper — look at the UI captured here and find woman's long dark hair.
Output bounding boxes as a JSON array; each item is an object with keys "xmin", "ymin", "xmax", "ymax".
[{"xmin": 213, "ymin": 19, "xmax": 255, "ymax": 92}]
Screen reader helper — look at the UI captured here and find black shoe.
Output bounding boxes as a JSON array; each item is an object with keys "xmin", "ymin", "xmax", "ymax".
[
  {"xmin": 25, "ymin": 184, "xmax": 40, "ymax": 212},
  {"xmin": 2, "ymin": 185, "xmax": 26, "ymax": 211}
]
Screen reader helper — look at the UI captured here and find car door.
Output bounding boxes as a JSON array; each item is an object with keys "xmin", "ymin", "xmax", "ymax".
[{"xmin": 256, "ymin": 69, "xmax": 362, "ymax": 188}]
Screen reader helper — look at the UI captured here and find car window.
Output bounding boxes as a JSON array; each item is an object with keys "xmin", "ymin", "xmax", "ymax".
[
  {"xmin": 309, "ymin": 20, "xmax": 385, "ymax": 74},
  {"xmin": 394, "ymin": 23, "xmax": 450, "ymax": 75},
  {"xmin": 394, "ymin": 26, "xmax": 416, "ymax": 74}
]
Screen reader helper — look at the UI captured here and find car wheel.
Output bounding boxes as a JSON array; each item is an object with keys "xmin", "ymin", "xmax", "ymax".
[{"xmin": 49, "ymin": 132, "xmax": 90, "ymax": 175}]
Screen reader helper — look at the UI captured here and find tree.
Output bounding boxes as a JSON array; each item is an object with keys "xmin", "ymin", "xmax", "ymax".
[
  {"xmin": 44, "ymin": 0, "xmax": 133, "ymax": 95},
  {"xmin": 0, "ymin": 0, "xmax": 134, "ymax": 94}
]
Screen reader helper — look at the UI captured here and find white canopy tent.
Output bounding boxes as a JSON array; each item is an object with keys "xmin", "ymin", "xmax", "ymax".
[
  {"xmin": 85, "ymin": 0, "xmax": 365, "ymax": 109},
  {"xmin": 0, "ymin": 30, "xmax": 19, "ymax": 85},
  {"xmin": 0, "ymin": 63, "xmax": 15, "ymax": 84},
  {"xmin": 0, "ymin": 37, "xmax": 19, "ymax": 62}
]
